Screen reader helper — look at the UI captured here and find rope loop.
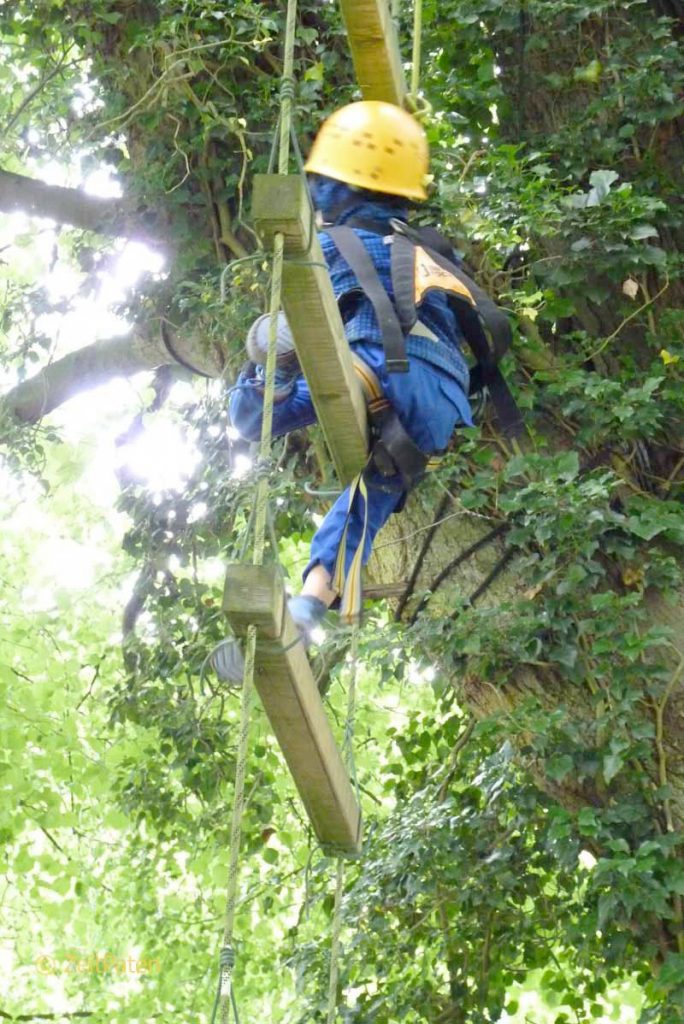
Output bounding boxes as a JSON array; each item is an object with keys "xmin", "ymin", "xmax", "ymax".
[{"xmin": 404, "ymin": 94, "xmax": 433, "ymax": 121}]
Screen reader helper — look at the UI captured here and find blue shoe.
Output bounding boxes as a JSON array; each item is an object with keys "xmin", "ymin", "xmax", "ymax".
[
  {"xmin": 286, "ymin": 595, "xmax": 327, "ymax": 642},
  {"xmin": 211, "ymin": 596, "xmax": 327, "ymax": 683},
  {"xmin": 210, "ymin": 638, "xmax": 246, "ymax": 685}
]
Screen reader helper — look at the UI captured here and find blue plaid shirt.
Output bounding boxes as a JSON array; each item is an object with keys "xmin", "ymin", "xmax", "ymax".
[{"xmin": 312, "ymin": 178, "xmax": 469, "ymax": 391}]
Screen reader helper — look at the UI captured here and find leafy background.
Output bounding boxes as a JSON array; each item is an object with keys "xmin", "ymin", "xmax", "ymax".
[{"xmin": 0, "ymin": 1, "xmax": 682, "ymax": 1021}]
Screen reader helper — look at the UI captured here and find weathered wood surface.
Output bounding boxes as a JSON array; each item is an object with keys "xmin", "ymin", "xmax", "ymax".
[
  {"xmin": 223, "ymin": 564, "xmax": 363, "ymax": 856},
  {"xmin": 252, "ymin": 174, "xmax": 368, "ymax": 485},
  {"xmin": 338, "ymin": 0, "xmax": 407, "ymax": 105}
]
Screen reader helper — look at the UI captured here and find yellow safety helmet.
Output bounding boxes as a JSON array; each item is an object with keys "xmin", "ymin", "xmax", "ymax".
[{"xmin": 304, "ymin": 100, "xmax": 429, "ymax": 201}]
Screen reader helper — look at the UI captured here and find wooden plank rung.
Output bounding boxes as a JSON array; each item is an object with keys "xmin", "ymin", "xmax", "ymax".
[
  {"xmin": 252, "ymin": 175, "xmax": 368, "ymax": 486},
  {"xmin": 338, "ymin": 0, "xmax": 407, "ymax": 105},
  {"xmin": 223, "ymin": 564, "xmax": 362, "ymax": 857}
]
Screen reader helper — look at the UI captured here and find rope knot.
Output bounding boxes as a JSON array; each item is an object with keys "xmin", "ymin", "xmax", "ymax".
[
  {"xmin": 219, "ymin": 945, "xmax": 236, "ymax": 971},
  {"xmin": 280, "ymin": 77, "xmax": 296, "ymax": 101}
]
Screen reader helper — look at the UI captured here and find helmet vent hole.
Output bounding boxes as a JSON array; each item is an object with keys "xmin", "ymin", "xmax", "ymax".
[
  {"xmin": 362, "ymin": 131, "xmax": 373, "ymax": 138},
  {"xmin": 384, "ymin": 146, "xmax": 395, "ymax": 154},
  {"xmin": 393, "ymin": 138, "xmax": 403, "ymax": 146},
  {"xmin": 370, "ymin": 172, "xmax": 379, "ymax": 180},
  {"xmin": 366, "ymin": 143, "xmax": 376, "ymax": 149},
  {"xmin": 352, "ymin": 139, "xmax": 362, "ymax": 146}
]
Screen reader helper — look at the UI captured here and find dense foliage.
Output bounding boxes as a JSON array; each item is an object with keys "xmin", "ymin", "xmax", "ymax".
[{"xmin": 0, "ymin": 1, "xmax": 682, "ymax": 1022}]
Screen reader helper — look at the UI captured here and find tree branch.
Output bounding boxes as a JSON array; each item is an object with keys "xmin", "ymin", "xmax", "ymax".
[
  {"xmin": 0, "ymin": 1014, "xmax": 93, "ymax": 1021},
  {"xmin": 1, "ymin": 320, "xmax": 226, "ymax": 426},
  {"xmin": 0, "ymin": 169, "xmax": 165, "ymax": 247}
]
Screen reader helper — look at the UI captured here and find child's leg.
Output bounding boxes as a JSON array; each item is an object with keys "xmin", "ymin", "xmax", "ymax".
[
  {"xmin": 300, "ymin": 356, "xmax": 471, "ymax": 608},
  {"xmin": 303, "ymin": 480, "xmax": 405, "ymax": 604}
]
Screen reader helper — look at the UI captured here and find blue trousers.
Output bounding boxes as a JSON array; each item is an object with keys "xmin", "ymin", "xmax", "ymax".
[{"xmin": 229, "ymin": 340, "xmax": 472, "ymax": 586}]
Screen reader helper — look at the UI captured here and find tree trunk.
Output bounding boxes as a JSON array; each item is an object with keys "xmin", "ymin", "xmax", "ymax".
[{"xmin": 367, "ymin": 483, "xmax": 684, "ymax": 831}]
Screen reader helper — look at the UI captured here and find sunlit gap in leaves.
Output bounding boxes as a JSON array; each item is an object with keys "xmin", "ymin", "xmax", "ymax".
[
  {"xmin": 408, "ymin": 660, "xmax": 436, "ymax": 685},
  {"xmin": 115, "ymin": 418, "xmax": 201, "ymax": 496},
  {"xmin": 38, "ymin": 238, "xmax": 166, "ymax": 357},
  {"xmin": 231, "ymin": 453, "xmax": 252, "ymax": 479}
]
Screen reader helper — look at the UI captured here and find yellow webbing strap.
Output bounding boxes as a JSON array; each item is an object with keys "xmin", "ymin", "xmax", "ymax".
[
  {"xmin": 332, "ymin": 470, "xmax": 369, "ymax": 625},
  {"xmin": 331, "ymin": 356, "xmax": 442, "ymax": 623},
  {"xmin": 352, "ymin": 353, "xmax": 443, "ymax": 473}
]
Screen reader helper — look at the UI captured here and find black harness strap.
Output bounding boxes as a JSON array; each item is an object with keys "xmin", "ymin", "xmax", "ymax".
[
  {"xmin": 390, "ymin": 228, "xmax": 524, "ymax": 438},
  {"xmin": 351, "ymin": 354, "xmax": 431, "ymax": 490},
  {"xmin": 372, "ymin": 409, "xmax": 430, "ymax": 489},
  {"xmin": 326, "ymin": 226, "xmax": 409, "ymax": 373},
  {"xmin": 390, "ymin": 233, "xmax": 420, "ymax": 336},
  {"xmin": 328, "ymin": 220, "xmax": 525, "ymax": 438}
]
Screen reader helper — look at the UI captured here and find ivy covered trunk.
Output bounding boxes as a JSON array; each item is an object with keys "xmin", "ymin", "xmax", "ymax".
[{"xmin": 364, "ymin": 0, "xmax": 684, "ymax": 1005}]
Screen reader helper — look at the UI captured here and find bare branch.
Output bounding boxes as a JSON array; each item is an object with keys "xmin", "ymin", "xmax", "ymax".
[
  {"xmin": 1, "ymin": 321, "xmax": 226, "ymax": 426},
  {"xmin": 0, "ymin": 169, "xmax": 166, "ymax": 247}
]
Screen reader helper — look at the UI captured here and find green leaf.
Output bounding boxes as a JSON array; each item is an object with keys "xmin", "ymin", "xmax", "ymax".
[
  {"xmin": 655, "ymin": 953, "xmax": 684, "ymax": 994},
  {"xmin": 304, "ymin": 62, "xmax": 324, "ymax": 82},
  {"xmin": 574, "ymin": 59, "xmax": 602, "ymax": 83},
  {"xmin": 546, "ymin": 754, "xmax": 574, "ymax": 781},
  {"xmin": 602, "ymin": 751, "xmax": 624, "ymax": 784},
  {"xmin": 587, "ymin": 169, "xmax": 619, "ymax": 206},
  {"xmin": 629, "ymin": 224, "xmax": 659, "ymax": 240}
]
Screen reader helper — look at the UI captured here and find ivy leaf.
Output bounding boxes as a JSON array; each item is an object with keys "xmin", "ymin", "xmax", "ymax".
[
  {"xmin": 586, "ymin": 169, "xmax": 619, "ymax": 206},
  {"xmin": 546, "ymin": 754, "xmax": 574, "ymax": 782},
  {"xmin": 574, "ymin": 59, "xmax": 602, "ymax": 83},
  {"xmin": 603, "ymin": 751, "xmax": 624, "ymax": 784},
  {"xmin": 304, "ymin": 62, "xmax": 324, "ymax": 82},
  {"xmin": 654, "ymin": 953, "xmax": 684, "ymax": 994},
  {"xmin": 630, "ymin": 224, "xmax": 659, "ymax": 240}
]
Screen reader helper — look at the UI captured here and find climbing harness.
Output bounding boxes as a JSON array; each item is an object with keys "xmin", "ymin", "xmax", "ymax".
[
  {"xmin": 351, "ymin": 353, "xmax": 442, "ymax": 488},
  {"xmin": 327, "ymin": 221, "xmax": 525, "ymax": 441},
  {"xmin": 326, "ymin": 215, "xmax": 522, "ymax": 624}
]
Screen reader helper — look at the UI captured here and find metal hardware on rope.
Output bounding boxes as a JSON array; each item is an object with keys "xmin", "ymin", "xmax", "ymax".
[
  {"xmin": 210, "ymin": 947, "xmax": 240, "ymax": 1024},
  {"xmin": 219, "ymin": 945, "xmax": 236, "ymax": 988}
]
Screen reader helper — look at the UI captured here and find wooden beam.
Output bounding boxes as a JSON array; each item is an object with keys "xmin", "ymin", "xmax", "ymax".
[
  {"xmin": 252, "ymin": 174, "xmax": 368, "ymax": 485},
  {"xmin": 223, "ymin": 564, "xmax": 363, "ymax": 857},
  {"xmin": 338, "ymin": 0, "xmax": 407, "ymax": 105}
]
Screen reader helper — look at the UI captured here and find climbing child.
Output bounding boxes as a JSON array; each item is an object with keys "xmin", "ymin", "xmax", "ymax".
[{"xmin": 213, "ymin": 100, "xmax": 475, "ymax": 682}]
